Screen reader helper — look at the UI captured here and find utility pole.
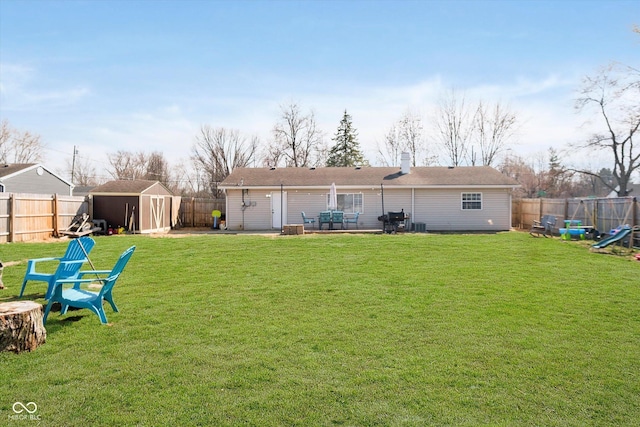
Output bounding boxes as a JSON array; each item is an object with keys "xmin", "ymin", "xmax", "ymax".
[{"xmin": 71, "ymin": 145, "xmax": 78, "ymax": 184}]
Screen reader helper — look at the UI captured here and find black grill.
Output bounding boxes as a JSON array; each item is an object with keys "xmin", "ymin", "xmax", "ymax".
[{"xmin": 378, "ymin": 210, "xmax": 407, "ymax": 233}]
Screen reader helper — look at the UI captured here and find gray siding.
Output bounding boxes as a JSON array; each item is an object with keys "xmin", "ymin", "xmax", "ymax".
[
  {"xmin": 414, "ymin": 188, "xmax": 511, "ymax": 231},
  {"xmin": 2, "ymin": 168, "xmax": 71, "ymax": 195},
  {"xmin": 225, "ymin": 189, "xmax": 272, "ymax": 230},
  {"xmin": 225, "ymin": 187, "xmax": 512, "ymax": 231}
]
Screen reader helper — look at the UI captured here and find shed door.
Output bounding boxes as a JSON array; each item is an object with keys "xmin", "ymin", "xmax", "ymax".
[{"xmin": 150, "ymin": 196, "xmax": 165, "ymax": 231}]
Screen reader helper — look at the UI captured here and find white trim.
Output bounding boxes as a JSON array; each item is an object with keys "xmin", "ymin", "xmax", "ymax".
[{"xmin": 461, "ymin": 192, "xmax": 483, "ymax": 210}]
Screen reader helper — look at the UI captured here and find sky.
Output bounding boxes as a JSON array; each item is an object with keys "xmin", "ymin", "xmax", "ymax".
[{"xmin": 1, "ymin": 0, "xmax": 638, "ymax": 184}]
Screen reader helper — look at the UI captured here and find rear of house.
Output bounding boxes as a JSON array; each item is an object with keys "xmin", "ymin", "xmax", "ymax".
[{"xmin": 220, "ymin": 161, "xmax": 519, "ymax": 232}]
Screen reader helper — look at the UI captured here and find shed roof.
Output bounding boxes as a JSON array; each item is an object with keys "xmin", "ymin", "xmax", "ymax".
[
  {"xmin": 90, "ymin": 180, "xmax": 173, "ymax": 195},
  {"xmin": 220, "ymin": 166, "xmax": 519, "ymax": 189}
]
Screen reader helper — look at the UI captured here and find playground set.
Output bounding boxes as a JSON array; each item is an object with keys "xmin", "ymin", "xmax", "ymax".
[{"xmin": 531, "ymin": 198, "xmax": 640, "ymax": 257}]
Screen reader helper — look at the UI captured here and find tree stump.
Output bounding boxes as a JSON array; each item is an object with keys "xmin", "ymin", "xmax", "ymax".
[{"xmin": 0, "ymin": 301, "xmax": 47, "ymax": 353}]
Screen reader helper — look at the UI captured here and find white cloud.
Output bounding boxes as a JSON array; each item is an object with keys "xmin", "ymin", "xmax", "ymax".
[
  {"xmin": 0, "ymin": 62, "xmax": 91, "ymax": 111},
  {"xmin": 41, "ymin": 72, "xmax": 611, "ymax": 180}
]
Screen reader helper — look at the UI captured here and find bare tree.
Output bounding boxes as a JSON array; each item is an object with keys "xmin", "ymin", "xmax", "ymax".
[
  {"xmin": 378, "ymin": 110, "xmax": 436, "ymax": 166},
  {"xmin": 472, "ymin": 101, "xmax": 519, "ymax": 166},
  {"xmin": 192, "ymin": 126, "xmax": 259, "ymax": 198},
  {"xmin": 376, "ymin": 123, "xmax": 402, "ymax": 167},
  {"xmin": 432, "ymin": 89, "xmax": 473, "ymax": 166},
  {"xmin": 266, "ymin": 103, "xmax": 325, "ymax": 167},
  {"xmin": 398, "ymin": 109, "xmax": 430, "ymax": 166},
  {"xmin": 64, "ymin": 155, "xmax": 99, "ymax": 186},
  {"xmin": 145, "ymin": 151, "xmax": 171, "ymax": 185},
  {"xmin": 0, "ymin": 120, "xmax": 10, "ymax": 161},
  {"xmin": 0, "ymin": 119, "xmax": 44, "ymax": 164},
  {"xmin": 107, "ymin": 150, "xmax": 143, "ymax": 180},
  {"xmin": 574, "ymin": 63, "xmax": 640, "ymax": 196}
]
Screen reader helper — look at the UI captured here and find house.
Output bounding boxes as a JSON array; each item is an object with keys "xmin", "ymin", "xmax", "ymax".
[
  {"xmin": 0, "ymin": 163, "xmax": 73, "ymax": 195},
  {"xmin": 607, "ymin": 183, "xmax": 640, "ymax": 198},
  {"xmin": 219, "ymin": 155, "xmax": 520, "ymax": 232},
  {"xmin": 89, "ymin": 180, "xmax": 180, "ymax": 234}
]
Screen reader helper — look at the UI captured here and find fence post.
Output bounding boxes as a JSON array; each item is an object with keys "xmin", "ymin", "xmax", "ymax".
[
  {"xmin": 9, "ymin": 194, "xmax": 15, "ymax": 243},
  {"xmin": 633, "ymin": 197, "xmax": 638, "ymax": 228},
  {"xmin": 53, "ymin": 193, "xmax": 59, "ymax": 237},
  {"xmin": 191, "ymin": 197, "xmax": 195, "ymax": 227}
]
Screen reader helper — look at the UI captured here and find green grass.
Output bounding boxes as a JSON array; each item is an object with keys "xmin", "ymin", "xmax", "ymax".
[{"xmin": 1, "ymin": 232, "xmax": 640, "ymax": 426}]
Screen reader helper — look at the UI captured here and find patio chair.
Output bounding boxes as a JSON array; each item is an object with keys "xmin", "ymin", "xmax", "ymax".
[
  {"xmin": 344, "ymin": 212, "xmax": 359, "ymax": 229},
  {"xmin": 530, "ymin": 215, "xmax": 556, "ymax": 237},
  {"xmin": 20, "ymin": 236, "xmax": 96, "ymax": 299},
  {"xmin": 301, "ymin": 211, "xmax": 315, "ymax": 229},
  {"xmin": 319, "ymin": 211, "xmax": 331, "ymax": 230},
  {"xmin": 43, "ymin": 246, "xmax": 136, "ymax": 325},
  {"xmin": 331, "ymin": 211, "xmax": 344, "ymax": 229}
]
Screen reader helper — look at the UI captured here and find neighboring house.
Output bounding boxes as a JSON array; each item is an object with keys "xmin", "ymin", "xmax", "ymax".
[
  {"xmin": 219, "ymin": 155, "xmax": 520, "ymax": 232},
  {"xmin": 0, "ymin": 163, "xmax": 73, "ymax": 195},
  {"xmin": 90, "ymin": 180, "xmax": 180, "ymax": 234},
  {"xmin": 607, "ymin": 183, "xmax": 640, "ymax": 198},
  {"xmin": 72, "ymin": 185, "xmax": 96, "ymax": 197}
]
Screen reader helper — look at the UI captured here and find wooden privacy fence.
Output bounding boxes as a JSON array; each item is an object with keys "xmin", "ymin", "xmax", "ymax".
[
  {"xmin": 178, "ymin": 197, "xmax": 226, "ymax": 228},
  {"xmin": 0, "ymin": 193, "xmax": 89, "ymax": 243},
  {"xmin": 513, "ymin": 196, "xmax": 639, "ymax": 234},
  {"xmin": 0, "ymin": 194, "xmax": 226, "ymax": 242}
]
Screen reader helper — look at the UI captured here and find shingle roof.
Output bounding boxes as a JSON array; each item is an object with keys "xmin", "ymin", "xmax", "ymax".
[
  {"xmin": 90, "ymin": 180, "xmax": 163, "ymax": 194},
  {"xmin": 220, "ymin": 166, "xmax": 520, "ymax": 188},
  {"xmin": 0, "ymin": 163, "xmax": 37, "ymax": 178}
]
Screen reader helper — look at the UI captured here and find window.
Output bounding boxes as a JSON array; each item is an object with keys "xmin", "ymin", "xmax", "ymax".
[
  {"xmin": 327, "ymin": 193, "xmax": 363, "ymax": 213},
  {"xmin": 461, "ymin": 192, "xmax": 482, "ymax": 210}
]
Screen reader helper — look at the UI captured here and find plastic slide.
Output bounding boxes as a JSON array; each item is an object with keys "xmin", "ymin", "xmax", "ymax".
[{"xmin": 592, "ymin": 226, "xmax": 632, "ymax": 249}]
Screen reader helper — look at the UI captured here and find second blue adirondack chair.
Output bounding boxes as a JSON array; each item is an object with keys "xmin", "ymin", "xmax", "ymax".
[
  {"xmin": 20, "ymin": 236, "xmax": 96, "ymax": 299},
  {"xmin": 43, "ymin": 246, "xmax": 136, "ymax": 325}
]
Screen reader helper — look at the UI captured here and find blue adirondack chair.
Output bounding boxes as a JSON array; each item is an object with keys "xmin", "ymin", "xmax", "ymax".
[
  {"xmin": 43, "ymin": 246, "xmax": 136, "ymax": 325},
  {"xmin": 20, "ymin": 236, "xmax": 96, "ymax": 299}
]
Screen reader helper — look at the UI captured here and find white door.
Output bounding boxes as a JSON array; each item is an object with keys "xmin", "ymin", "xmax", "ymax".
[
  {"xmin": 150, "ymin": 196, "xmax": 165, "ymax": 231},
  {"xmin": 271, "ymin": 191, "xmax": 287, "ymax": 229}
]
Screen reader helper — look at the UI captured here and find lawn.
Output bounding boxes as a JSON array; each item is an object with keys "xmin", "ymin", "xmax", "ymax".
[{"xmin": 1, "ymin": 232, "xmax": 639, "ymax": 426}]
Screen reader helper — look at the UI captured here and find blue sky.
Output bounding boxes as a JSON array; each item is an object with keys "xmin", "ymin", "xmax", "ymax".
[{"xmin": 1, "ymin": 0, "xmax": 638, "ymax": 182}]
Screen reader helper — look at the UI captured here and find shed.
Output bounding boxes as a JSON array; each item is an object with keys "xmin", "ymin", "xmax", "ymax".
[
  {"xmin": 90, "ymin": 180, "xmax": 179, "ymax": 233},
  {"xmin": 0, "ymin": 163, "xmax": 73, "ymax": 195}
]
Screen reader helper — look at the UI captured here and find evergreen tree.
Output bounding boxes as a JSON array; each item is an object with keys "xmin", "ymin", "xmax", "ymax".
[{"xmin": 326, "ymin": 110, "xmax": 368, "ymax": 167}]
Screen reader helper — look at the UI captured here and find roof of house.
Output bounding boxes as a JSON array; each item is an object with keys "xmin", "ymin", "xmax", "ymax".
[
  {"xmin": 90, "ymin": 179, "xmax": 172, "ymax": 195},
  {"xmin": 607, "ymin": 183, "xmax": 640, "ymax": 198},
  {"xmin": 220, "ymin": 166, "xmax": 520, "ymax": 189},
  {"xmin": 0, "ymin": 163, "xmax": 73, "ymax": 187},
  {"xmin": 0, "ymin": 163, "xmax": 35, "ymax": 178}
]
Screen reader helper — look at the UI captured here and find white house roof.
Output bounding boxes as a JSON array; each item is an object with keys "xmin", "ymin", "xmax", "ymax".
[{"xmin": 220, "ymin": 166, "xmax": 520, "ymax": 190}]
